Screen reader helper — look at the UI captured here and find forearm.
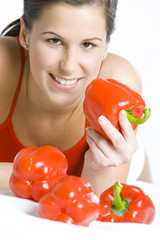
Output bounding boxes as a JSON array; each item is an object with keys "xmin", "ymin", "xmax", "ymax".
[
  {"xmin": 81, "ymin": 162, "xmax": 130, "ymax": 197},
  {"xmin": 0, "ymin": 163, "xmax": 13, "ymax": 190},
  {"xmin": 81, "ymin": 165, "xmax": 112, "ymax": 197}
]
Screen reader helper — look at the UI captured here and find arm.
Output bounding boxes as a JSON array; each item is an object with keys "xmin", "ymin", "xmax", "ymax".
[
  {"xmin": 0, "ymin": 38, "xmax": 21, "ymax": 190},
  {"xmin": 81, "ymin": 54, "xmax": 142, "ymax": 197},
  {"xmin": 0, "ymin": 37, "xmax": 21, "ymax": 123},
  {"xmin": 0, "ymin": 163, "xmax": 13, "ymax": 190}
]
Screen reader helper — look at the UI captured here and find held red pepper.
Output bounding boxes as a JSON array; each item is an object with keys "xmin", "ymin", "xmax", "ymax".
[
  {"xmin": 39, "ymin": 175, "xmax": 100, "ymax": 226},
  {"xmin": 97, "ymin": 181, "xmax": 155, "ymax": 224},
  {"xmin": 83, "ymin": 78, "xmax": 151, "ymax": 139},
  {"xmin": 9, "ymin": 145, "xmax": 68, "ymax": 202}
]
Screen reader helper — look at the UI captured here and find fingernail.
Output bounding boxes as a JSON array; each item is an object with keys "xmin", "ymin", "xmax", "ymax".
[
  {"xmin": 120, "ymin": 110, "xmax": 126, "ymax": 116},
  {"xmin": 85, "ymin": 127, "xmax": 92, "ymax": 132},
  {"xmin": 98, "ymin": 115, "xmax": 106, "ymax": 122},
  {"xmin": 85, "ymin": 127, "xmax": 91, "ymax": 132}
]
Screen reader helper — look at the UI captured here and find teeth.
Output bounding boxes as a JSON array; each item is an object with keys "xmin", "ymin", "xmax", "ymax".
[{"xmin": 54, "ymin": 75, "xmax": 78, "ymax": 85}]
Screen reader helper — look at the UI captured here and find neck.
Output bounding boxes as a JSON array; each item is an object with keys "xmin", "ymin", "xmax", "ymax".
[{"xmin": 20, "ymin": 68, "xmax": 85, "ymax": 121}]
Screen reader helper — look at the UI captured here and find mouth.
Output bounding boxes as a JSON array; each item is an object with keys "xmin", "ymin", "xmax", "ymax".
[{"xmin": 49, "ymin": 73, "xmax": 82, "ymax": 86}]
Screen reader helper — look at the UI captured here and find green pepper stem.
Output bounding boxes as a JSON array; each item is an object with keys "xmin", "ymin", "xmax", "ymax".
[
  {"xmin": 111, "ymin": 181, "xmax": 128, "ymax": 216},
  {"xmin": 126, "ymin": 108, "xmax": 151, "ymax": 125},
  {"xmin": 113, "ymin": 181, "xmax": 125, "ymax": 210}
]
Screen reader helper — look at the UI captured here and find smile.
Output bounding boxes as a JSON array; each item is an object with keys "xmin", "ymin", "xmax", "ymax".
[{"xmin": 49, "ymin": 73, "xmax": 80, "ymax": 86}]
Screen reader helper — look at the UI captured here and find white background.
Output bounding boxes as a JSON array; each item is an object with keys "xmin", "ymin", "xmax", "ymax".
[{"xmin": 0, "ymin": 0, "xmax": 160, "ymax": 185}]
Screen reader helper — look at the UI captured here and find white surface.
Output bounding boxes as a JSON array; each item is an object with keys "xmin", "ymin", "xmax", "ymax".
[
  {"xmin": 127, "ymin": 143, "xmax": 145, "ymax": 182},
  {"xmin": 0, "ymin": 1, "xmax": 159, "ymax": 182},
  {"xmin": 0, "ymin": 181, "xmax": 159, "ymax": 240}
]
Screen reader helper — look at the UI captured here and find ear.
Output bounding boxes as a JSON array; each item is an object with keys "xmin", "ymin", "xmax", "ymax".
[{"xmin": 19, "ymin": 16, "xmax": 29, "ymax": 49}]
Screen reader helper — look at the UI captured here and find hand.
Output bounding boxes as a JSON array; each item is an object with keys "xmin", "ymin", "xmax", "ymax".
[{"xmin": 85, "ymin": 110, "xmax": 139, "ymax": 170}]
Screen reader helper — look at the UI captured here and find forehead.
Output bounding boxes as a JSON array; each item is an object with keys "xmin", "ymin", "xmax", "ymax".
[{"xmin": 32, "ymin": 3, "xmax": 107, "ymax": 37}]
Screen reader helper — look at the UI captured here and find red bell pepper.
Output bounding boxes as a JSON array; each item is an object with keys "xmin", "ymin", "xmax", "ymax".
[
  {"xmin": 9, "ymin": 145, "xmax": 68, "ymax": 202},
  {"xmin": 97, "ymin": 181, "xmax": 155, "ymax": 224},
  {"xmin": 83, "ymin": 78, "xmax": 151, "ymax": 139},
  {"xmin": 39, "ymin": 175, "xmax": 100, "ymax": 226}
]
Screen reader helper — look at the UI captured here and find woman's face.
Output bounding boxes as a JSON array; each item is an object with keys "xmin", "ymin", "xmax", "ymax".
[{"xmin": 24, "ymin": 3, "xmax": 108, "ymax": 107}]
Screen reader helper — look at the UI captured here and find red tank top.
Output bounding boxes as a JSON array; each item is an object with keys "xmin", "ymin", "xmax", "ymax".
[{"xmin": 0, "ymin": 37, "xmax": 89, "ymax": 176}]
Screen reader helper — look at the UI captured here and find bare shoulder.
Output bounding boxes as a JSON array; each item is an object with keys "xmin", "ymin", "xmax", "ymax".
[
  {"xmin": 0, "ymin": 37, "xmax": 21, "ymax": 123},
  {"xmin": 99, "ymin": 53, "xmax": 142, "ymax": 94},
  {"xmin": 0, "ymin": 36, "xmax": 21, "ymax": 82}
]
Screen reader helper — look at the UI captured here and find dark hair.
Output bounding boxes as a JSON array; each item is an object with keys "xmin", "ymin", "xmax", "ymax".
[{"xmin": 1, "ymin": 0, "xmax": 118, "ymax": 41}]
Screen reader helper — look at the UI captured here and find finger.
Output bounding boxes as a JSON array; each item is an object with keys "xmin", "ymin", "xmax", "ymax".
[
  {"xmin": 98, "ymin": 115, "xmax": 127, "ymax": 151},
  {"xmin": 86, "ymin": 135, "xmax": 111, "ymax": 168},
  {"xmin": 86, "ymin": 135, "xmax": 130, "ymax": 168},
  {"xmin": 118, "ymin": 110, "xmax": 138, "ymax": 150},
  {"xmin": 86, "ymin": 135, "xmax": 129, "ymax": 167},
  {"xmin": 86, "ymin": 127, "xmax": 115, "ymax": 156}
]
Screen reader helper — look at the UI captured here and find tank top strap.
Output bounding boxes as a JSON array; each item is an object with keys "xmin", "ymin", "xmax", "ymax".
[
  {"xmin": 85, "ymin": 119, "xmax": 90, "ymax": 128},
  {"xmin": 97, "ymin": 60, "xmax": 103, "ymax": 78},
  {"xmin": 7, "ymin": 36, "xmax": 26, "ymax": 120}
]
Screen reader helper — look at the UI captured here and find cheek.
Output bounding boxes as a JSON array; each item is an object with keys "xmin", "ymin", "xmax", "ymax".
[
  {"xmin": 29, "ymin": 44, "xmax": 57, "ymax": 72},
  {"xmin": 83, "ymin": 56, "xmax": 103, "ymax": 81}
]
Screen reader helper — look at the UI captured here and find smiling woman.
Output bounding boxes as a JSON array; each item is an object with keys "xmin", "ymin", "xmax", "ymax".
[
  {"xmin": 22, "ymin": 3, "xmax": 108, "ymax": 103},
  {"xmin": 0, "ymin": 0, "xmax": 142, "ymax": 197}
]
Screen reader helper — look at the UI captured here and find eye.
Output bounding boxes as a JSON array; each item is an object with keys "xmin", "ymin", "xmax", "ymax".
[
  {"xmin": 82, "ymin": 42, "xmax": 95, "ymax": 49},
  {"xmin": 47, "ymin": 38, "xmax": 62, "ymax": 45}
]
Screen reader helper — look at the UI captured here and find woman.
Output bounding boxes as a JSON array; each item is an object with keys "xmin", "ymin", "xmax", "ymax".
[{"xmin": 0, "ymin": 0, "xmax": 141, "ymax": 196}]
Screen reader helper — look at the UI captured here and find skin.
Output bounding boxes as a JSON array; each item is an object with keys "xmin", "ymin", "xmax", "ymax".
[{"xmin": 0, "ymin": 3, "xmax": 141, "ymax": 196}]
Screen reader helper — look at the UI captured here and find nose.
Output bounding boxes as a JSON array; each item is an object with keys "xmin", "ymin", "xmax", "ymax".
[{"xmin": 60, "ymin": 47, "xmax": 78, "ymax": 75}]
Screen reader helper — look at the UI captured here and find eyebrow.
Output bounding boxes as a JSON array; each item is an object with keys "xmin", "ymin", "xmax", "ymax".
[
  {"xmin": 41, "ymin": 31, "xmax": 64, "ymax": 39},
  {"xmin": 41, "ymin": 31, "xmax": 103, "ymax": 42}
]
